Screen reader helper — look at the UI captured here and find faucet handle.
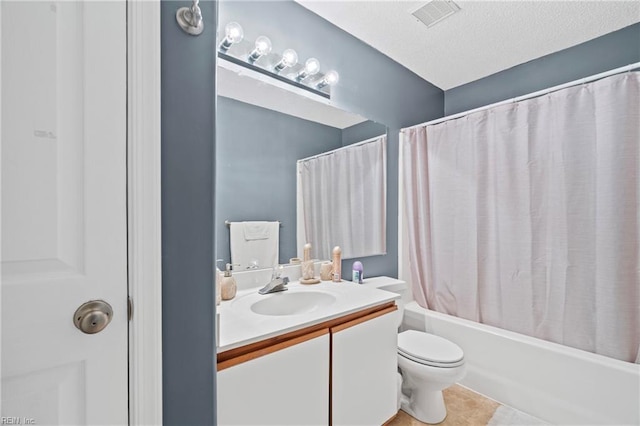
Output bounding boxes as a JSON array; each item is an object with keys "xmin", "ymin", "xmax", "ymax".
[{"xmin": 272, "ymin": 264, "xmax": 284, "ymax": 279}]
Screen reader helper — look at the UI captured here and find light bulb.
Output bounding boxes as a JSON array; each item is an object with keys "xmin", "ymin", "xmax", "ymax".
[
  {"xmin": 304, "ymin": 58, "xmax": 320, "ymax": 75},
  {"xmin": 273, "ymin": 49, "xmax": 298, "ymax": 72},
  {"xmin": 248, "ymin": 35, "xmax": 272, "ymax": 63},
  {"xmin": 219, "ymin": 22, "xmax": 243, "ymax": 52},
  {"xmin": 316, "ymin": 70, "xmax": 339, "ymax": 89},
  {"xmin": 255, "ymin": 36, "xmax": 272, "ymax": 55},
  {"xmin": 296, "ymin": 58, "xmax": 320, "ymax": 81},
  {"xmin": 225, "ymin": 22, "xmax": 243, "ymax": 43},
  {"xmin": 282, "ymin": 49, "xmax": 298, "ymax": 67}
]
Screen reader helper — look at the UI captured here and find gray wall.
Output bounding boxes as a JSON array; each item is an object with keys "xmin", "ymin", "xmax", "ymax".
[
  {"xmin": 445, "ymin": 23, "xmax": 640, "ymax": 115},
  {"xmin": 161, "ymin": 1, "xmax": 216, "ymax": 424},
  {"xmin": 342, "ymin": 120, "xmax": 387, "ymax": 146},
  {"xmin": 219, "ymin": 1, "xmax": 444, "ymax": 279},
  {"xmin": 216, "ymin": 96, "xmax": 342, "ymax": 266}
]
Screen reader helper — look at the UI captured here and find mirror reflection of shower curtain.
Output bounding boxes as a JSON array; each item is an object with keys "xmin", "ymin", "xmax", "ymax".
[
  {"xmin": 298, "ymin": 135, "xmax": 387, "ymax": 260},
  {"xmin": 402, "ymin": 73, "xmax": 640, "ymax": 363}
]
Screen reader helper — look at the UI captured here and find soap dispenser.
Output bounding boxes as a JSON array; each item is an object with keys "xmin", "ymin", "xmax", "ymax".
[
  {"xmin": 221, "ymin": 263, "xmax": 238, "ymax": 300},
  {"xmin": 215, "ymin": 265, "xmax": 222, "ymax": 305}
]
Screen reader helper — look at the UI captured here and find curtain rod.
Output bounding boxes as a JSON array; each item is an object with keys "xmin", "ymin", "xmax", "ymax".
[
  {"xmin": 297, "ymin": 133, "xmax": 386, "ymax": 163},
  {"xmin": 402, "ymin": 62, "xmax": 640, "ymax": 132}
]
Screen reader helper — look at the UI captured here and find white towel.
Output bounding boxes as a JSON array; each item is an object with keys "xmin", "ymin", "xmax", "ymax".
[
  {"xmin": 230, "ymin": 221, "xmax": 279, "ymax": 270},
  {"xmin": 243, "ymin": 221, "xmax": 271, "ymax": 240}
]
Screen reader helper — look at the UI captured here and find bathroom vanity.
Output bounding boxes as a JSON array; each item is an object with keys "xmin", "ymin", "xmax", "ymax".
[{"xmin": 216, "ymin": 281, "xmax": 399, "ymax": 425}]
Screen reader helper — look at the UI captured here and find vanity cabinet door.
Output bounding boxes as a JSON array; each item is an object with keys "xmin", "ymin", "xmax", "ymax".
[
  {"xmin": 331, "ymin": 307, "xmax": 398, "ymax": 426},
  {"xmin": 217, "ymin": 330, "xmax": 330, "ymax": 426}
]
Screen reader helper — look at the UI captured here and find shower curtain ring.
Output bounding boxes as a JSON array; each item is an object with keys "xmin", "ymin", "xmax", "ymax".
[{"xmin": 176, "ymin": 0, "xmax": 204, "ymax": 36}]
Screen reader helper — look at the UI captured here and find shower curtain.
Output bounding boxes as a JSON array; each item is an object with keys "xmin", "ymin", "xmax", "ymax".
[
  {"xmin": 402, "ymin": 72, "xmax": 640, "ymax": 363},
  {"xmin": 298, "ymin": 135, "xmax": 387, "ymax": 260}
]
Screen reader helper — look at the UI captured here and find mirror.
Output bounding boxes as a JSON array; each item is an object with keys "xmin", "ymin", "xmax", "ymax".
[{"xmin": 215, "ymin": 57, "xmax": 387, "ymax": 271}]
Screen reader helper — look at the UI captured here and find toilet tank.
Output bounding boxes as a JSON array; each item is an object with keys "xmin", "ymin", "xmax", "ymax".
[{"xmin": 361, "ymin": 276, "xmax": 408, "ymax": 328}]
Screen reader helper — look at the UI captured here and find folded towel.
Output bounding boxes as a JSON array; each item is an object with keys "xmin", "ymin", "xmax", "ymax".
[
  {"xmin": 230, "ymin": 221, "xmax": 280, "ymax": 270},
  {"xmin": 243, "ymin": 221, "xmax": 272, "ymax": 241}
]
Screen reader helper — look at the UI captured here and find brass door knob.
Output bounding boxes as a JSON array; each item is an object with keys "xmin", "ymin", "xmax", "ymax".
[{"xmin": 73, "ymin": 300, "xmax": 113, "ymax": 334}]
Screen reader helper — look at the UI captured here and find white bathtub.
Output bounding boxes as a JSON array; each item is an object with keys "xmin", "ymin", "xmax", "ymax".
[{"xmin": 403, "ymin": 301, "xmax": 640, "ymax": 425}]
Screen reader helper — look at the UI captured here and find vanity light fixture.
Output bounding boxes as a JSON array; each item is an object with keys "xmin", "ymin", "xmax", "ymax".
[
  {"xmin": 273, "ymin": 49, "xmax": 299, "ymax": 73},
  {"xmin": 296, "ymin": 58, "xmax": 320, "ymax": 81},
  {"xmin": 217, "ymin": 22, "xmax": 339, "ymax": 98},
  {"xmin": 248, "ymin": 36, "xmax": 272, "ymax": 63},
  {"xmin": 219, "ymin": 21, "xmax": 244, "ymax": 52},
  {"xmin": 316, "ymin": 70, "xmax": 340, "ymax": 89}
]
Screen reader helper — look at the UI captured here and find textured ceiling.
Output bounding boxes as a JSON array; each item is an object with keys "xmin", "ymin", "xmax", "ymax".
[{"xmin": 296, "ymin": 1, "xmax": 640, "ymax": 90}]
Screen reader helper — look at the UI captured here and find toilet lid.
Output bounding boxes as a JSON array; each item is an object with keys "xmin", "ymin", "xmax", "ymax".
[{"xmin": 398, "ymin": 330, "xmax": 464, "ymax": 367}]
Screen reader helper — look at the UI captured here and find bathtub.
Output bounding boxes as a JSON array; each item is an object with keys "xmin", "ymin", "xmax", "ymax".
[{"xmin": 403, "ymin": 301, "xmax": 640, "ymax": 425}]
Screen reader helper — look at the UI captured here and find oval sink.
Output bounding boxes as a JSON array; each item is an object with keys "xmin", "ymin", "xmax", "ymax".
[{"xmin": 251, "ymin": 291, "xmax": 336, "ymax": 316}]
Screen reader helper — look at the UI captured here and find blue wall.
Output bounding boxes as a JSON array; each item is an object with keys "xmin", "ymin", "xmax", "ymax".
[
  {"xmin": 445, "ymin": 23, "xmax": 640, "ymax": 115},
  {"xmin": 161, "ymin": 1, "xmax": 216, "ymax": 424},
  {"xmin": 342, "ymin": 120, "xmax": 387, "ymax": 146},
  {"xmin": 219, "ymin": 1, "xmax": 444, "ymax": 279},
  {"xmin": 216, "ymin": 96, "xmax": 343, "ymax": 266}
]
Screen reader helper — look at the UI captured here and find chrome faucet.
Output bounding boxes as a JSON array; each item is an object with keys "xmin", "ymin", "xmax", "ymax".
[{"xmin": 258, "ymin": 266, "xmax": 289, "ymax": 295}]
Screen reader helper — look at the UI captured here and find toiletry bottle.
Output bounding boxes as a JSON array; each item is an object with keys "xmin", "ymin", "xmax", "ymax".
[
  {"xmin": 215, "ymin": 259, "xmax": 225, "ymax": 304},
  {"xmin": 303, "ymin": 243, "xmax": 312, "ymax": 262},
  {"xmin": 221, "ymin": 263, "xmax": 238, "ymax": 300},
  {"xmin": 332, "ymin": 246, "xmax": 342, "ymax": 282},
  {"xmin": 320, "ymin": 261, "xmax": 333, "ymax": 281},
  {"xmin": 352, "ymin": 261, "xmax": 364, "ymax": 284},
  {"xmin": 215, "ymin": 266, "xmax": 222, "ymax": 305},
  {"xmin": 302, "ymin": 243, "xmax": 315, "ymax": 280}
]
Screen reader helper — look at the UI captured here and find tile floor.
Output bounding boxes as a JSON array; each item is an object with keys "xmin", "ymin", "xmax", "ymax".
[{"xmin": 387, "ymin": 384, "xmax": 546, "ymax": 426}]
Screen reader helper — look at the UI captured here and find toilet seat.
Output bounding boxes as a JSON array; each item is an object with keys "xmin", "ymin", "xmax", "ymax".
[{"xmin": 398, "ymin": 330, "xmax": 464, "ymax": 368}]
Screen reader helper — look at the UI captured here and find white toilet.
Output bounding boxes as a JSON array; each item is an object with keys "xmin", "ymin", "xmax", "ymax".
[{"xmin": 363, "ymin": 276, "xmax": 466, "ymax": 424}]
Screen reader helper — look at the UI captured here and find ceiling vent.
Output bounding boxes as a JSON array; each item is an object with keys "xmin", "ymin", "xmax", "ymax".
[{"xmin": 411, "ymin": 0, "xmax": 461, "ymax": 28}]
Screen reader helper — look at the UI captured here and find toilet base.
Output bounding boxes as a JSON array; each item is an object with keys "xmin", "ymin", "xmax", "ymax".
[{"xmin": 400, "ymin": 388, "xmax": 447, "ymax": 424}]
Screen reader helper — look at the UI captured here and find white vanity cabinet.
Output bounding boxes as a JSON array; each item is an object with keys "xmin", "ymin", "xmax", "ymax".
[
  {"xmin": 217, "ymin": 330, "xmax": 330, "ymax": 426},
  {"xmin": 331, "ymin": 307, "xmax": 398, "ymax": 426},
  {"xmin": 217, "ymin": 302, "xmax": 398, "ymax": 425}
]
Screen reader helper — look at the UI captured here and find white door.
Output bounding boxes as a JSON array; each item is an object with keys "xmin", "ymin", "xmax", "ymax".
[{"xmin": 1, "ymin": 1, "xmax": 128, "ymax": 424}]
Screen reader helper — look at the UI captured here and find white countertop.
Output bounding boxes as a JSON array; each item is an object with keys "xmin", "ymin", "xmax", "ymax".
[{"xmin": 217, "ymin": 280, "xmax": 399, "ymax": 353}]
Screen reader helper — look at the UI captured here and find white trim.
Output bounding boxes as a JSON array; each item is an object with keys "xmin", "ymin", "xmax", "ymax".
[
  {"xmin": 402, "ymin": 62, "xmax": 640, "ymax": 132},
  {"xmin": 296, "ymin": 162, "xmax": 305, "ymax": 258},
  {"xmin": 0, "ymin": 2, "xmax": 4, "ymax": 406},
  {"xmin": 127, "ymin": 1, "xmax": 163, "ymax": 425}
]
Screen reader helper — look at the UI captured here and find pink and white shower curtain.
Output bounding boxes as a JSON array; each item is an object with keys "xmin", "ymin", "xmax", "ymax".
[{"xmin": 402, "ymin": 72, "xmax": 640, "ymax": 363}]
